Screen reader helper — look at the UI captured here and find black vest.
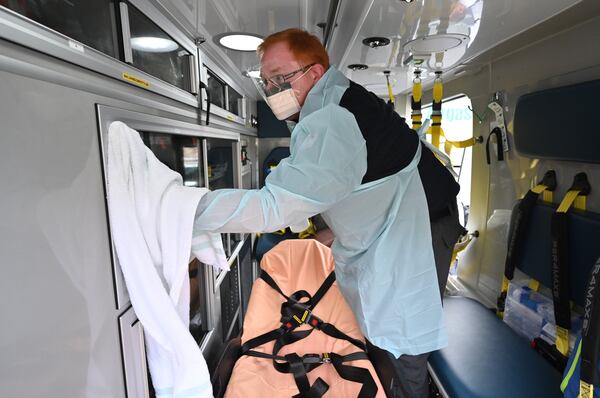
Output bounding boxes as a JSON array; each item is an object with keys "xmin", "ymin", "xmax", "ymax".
[{"xmin": 338, "ymin": 81, "xmax": 460, "ymax": 216}]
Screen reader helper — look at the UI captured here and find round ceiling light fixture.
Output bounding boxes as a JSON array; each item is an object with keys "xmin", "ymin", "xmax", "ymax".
[
  {"xmin": 362, "ymin": 36, "xmax": 391, "ymax": 48},
  {"xmin": 215, "ymin": 32, "xmax": 263, "ymax": 52},
  {"xmin": 403, "ymin": 33, "xmax": 469, "ymax": 54},
  {"xmin": 131, "ymin": 37, "xmax": 179, "ymax": 53},
  {"xmin": 347, "ymin": 64, "xmax": 369, "ymax": 71}
]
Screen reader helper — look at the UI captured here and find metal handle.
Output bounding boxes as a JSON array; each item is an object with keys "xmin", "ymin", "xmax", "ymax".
[
  {"xmin": 119, "ymin": 2, "xmax": 133, "ymax": 64},
  {"xmin": 186, "ymin": 54, "xmax": 198, "ymax": 95}
]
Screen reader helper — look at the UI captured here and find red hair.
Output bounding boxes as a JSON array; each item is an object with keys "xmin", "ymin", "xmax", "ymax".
[{"xmin": 257, "ymin": 28, "xmax": 330, "ymax": 69}]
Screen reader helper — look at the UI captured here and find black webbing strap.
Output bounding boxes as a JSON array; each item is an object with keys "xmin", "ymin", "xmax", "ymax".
[
  {"xmin": 580, "ymin": 257, "xmax": 600, "ymax": 392},
  {"xmin": 505, "ymin": 170, "xmax": 557, "ymax": 280},
  {"xmin": 497, "ymin": 171, "xmax": 557, "ymax": 314},
  {"xmin": 486, "ymin": 127, "xmax": 505, "ymax": 164},
  {"xmin": 286, "ymin": 353, "xmax": 329, "ymax": 398},
  {"xmin": 240, "ymin": 269, "xmax": 377, "ymax": 397},
  {"xmin": 551, "ymin": 172, "xmax": 591, "ymax": 356},
  {"xmin": 330, "ymin": 353, "xmax": 378, "ymax": 398},
  {"xmin": 551, "ymin": 210, "xmax": 572, "ymax": 331}
]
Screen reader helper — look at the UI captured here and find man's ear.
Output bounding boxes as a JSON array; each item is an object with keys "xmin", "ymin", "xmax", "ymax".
[{"xmin": 310, "ymin": 63, "xmax": 327, "ymax": 81}]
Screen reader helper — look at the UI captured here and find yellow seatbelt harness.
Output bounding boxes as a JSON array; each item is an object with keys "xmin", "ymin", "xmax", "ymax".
[
  {"xmin": 552, "ymin": 172, "xmax": 590, "ymax": 356},
  {"xmin": 411, "ymin": 70, "xmax": 480, "ymax": 154},
  {"xmin": 497, "ymin": 170, "xmax": 557, "ymax": 318},
  {"xmin": 384, "ymin": 70, "xmax": 395, "ymax": 105},
  {"xmin": 411, "ymin": 70, "xmax": 422, "ymax": 130},
  {"xmin": 430, "ymin": 71, "xmax": 443, "ymax": 149}
]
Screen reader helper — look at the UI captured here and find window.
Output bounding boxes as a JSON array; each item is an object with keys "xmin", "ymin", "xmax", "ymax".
[
  {"xmin": 205, "ymin": 67, "xmax": 245, "ymax": 119},
  {"xmin": 207, "ymin": 69, "xmax": 226, "ymax": 109},
  {"xmin": 228, "ymin": 87, "xmax": 243, "ymax": 116},
  {"xmin": 205, "ymin": 137, "xmax": 239, "ymax": 259},
  {"xmin": 206, "ymin": 137, "xmax": 235, "ymax": 190},
  {"xmin": 140, "ymin": 133, "xmax": 205, "ymax": 187},
  {"xmin": 126, "ymin": 3, "xmax": 193, "ymax": 91},
  {"xmin": 4, "ymin": 0, "xmax": 119, "ymax": 57},
  {"xmin": 188, "ymin": 258, "xmax": 209, "ymax": 343},
  {"xmin": 421, "ymin": 95, "xmax": 473, "ymax": 227}
]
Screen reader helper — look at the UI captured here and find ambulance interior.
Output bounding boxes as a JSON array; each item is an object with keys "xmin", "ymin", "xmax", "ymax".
[{"xmin": 1, "ymin": 0, "xmax": 600, "ymax": 397}]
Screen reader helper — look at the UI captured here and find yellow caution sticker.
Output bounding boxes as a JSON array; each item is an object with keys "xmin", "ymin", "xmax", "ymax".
[{"xmin": 122, "ymin": 72, "xmax": 150, "ymax": 89}]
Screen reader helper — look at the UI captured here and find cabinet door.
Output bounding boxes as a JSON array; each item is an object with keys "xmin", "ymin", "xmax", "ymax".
[{"xmin": 119, "ymin": 307, "xmax": 150, "ymax": 398}]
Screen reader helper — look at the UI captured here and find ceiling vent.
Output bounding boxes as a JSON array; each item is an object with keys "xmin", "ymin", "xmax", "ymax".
[
  {"xmin": 362, "ymin": 36, "xmax": 390, "ymax": 48},
  {"xmin": 347, "ymin": 64, "xmax": 369, "ymax": 71}
]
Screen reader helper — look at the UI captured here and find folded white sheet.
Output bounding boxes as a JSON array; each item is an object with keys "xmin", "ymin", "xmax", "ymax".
[{"xmin": 106, "ymin": 121, "xmax": 227, "ymax": 398}]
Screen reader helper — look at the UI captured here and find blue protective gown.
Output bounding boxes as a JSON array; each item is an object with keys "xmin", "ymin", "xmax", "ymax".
[{"xmin": 193, "ymin": 67, "xmax": 447, "ymax": 357}]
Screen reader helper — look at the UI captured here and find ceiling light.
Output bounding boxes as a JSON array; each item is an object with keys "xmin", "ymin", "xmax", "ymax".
[
  {"xmin": 362, "ymin": 36, "xmax": 390, "ymax": 48},
  {"xmin": 215, "ymin": 32, "xmax": 263, "ymax": 52},
  {"xmin": 404, "ymin": 34, "xmax": 469, "ymax": 54},
  {"xmin": 348, "ymin": 64, "xmax": 369, "ymax": 71},
  {"xmin": 131, "ymin": 37, "xmax": 178, "ymax": 53}
]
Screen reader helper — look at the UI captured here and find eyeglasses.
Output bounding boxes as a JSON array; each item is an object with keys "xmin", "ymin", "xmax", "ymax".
[{"xmin": 261, "ymin": 63, "xmax": 316, "ymax": 88}]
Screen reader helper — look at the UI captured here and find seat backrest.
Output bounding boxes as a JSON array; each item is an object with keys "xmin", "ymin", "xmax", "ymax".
[
  {"xmin": 511, "ymin": 202, "xmax": 600, "ymax": 307},
  {"xmin": 514, "ymin": 79, "xmax": 600, "ymax": 164}
]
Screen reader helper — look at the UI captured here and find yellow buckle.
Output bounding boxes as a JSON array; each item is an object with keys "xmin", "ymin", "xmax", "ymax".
[
  {"xmin": 580, "ymin": 380, "xmax": 593, "ymax": 398},
  {"xmin": 292, "ymin": 310, "xmax": 310, "ymax": 325}
]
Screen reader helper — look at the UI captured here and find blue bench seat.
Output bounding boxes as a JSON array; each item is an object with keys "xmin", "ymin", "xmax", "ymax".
[{"xmin": 429, "ymin": 296, "xmax": 563, "ymax": 398}]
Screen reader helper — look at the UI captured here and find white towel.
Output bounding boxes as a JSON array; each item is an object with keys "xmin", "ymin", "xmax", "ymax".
[{"xmin": 106, "ymin": 121, "xmax": 228, "ymax": 398}]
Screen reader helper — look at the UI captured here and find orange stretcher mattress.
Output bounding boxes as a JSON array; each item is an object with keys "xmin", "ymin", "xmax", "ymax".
[{"xmin": 224, "ymin": 239, "xmax": 385, "ymax": 397}]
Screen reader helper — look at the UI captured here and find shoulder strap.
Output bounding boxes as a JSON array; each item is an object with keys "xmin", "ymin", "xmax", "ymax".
[
  {"xmin": 552, "ymin": 172, "xmax": 590, "ymax": 356},
  {"xmin": 242, "ymin": 268, "xmax": 377, "ymax": 397},
  {"xmin": 497, "ymin": 170, "xmax": 557, "ymax": 316}
]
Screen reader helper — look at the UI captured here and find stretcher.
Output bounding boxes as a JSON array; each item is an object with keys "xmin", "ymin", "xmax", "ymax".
[{"xmin": 222, "ymin": 239, "xmax": 387, "ymax": 398}]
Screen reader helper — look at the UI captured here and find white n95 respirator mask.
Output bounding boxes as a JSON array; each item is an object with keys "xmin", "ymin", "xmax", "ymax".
[
  {"xmin": 248, "ymin": 64, "xmax": 314, "ymax": 120},
  {"xmin": 265, "ymin": 83, "xmax": 301, "ymax": 120}
]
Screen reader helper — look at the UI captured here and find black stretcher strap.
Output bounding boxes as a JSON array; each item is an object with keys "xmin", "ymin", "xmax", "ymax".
[
  {"xmin": 581, "ymin": 257, "xmax": 600, "ymax": 386},
  {"xmin": 551, "ymin": 173, "xmax": 591, "ymax": 333},
  {"xmin": 240, "ymin": 269, "xmax": 377, "ymax": 397},
  {"xmin": 505, "ymin": 170, "xmax": 557, "ymax": 280},
  {"xmin": 551, "ymin": 211, "xmax": 572, "ymax": 330},
  {"xmin": 330, "ymin": 353, "xmax": 378, "ymax": 398}
]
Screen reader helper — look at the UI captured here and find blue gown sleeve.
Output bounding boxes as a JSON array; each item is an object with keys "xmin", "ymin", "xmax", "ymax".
[{"xmin": 193, "ymin": 104, "xmax": 367, "ymax": 233}]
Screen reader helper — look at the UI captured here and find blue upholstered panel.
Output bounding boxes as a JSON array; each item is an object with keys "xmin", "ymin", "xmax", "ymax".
[
  {"xmin": 429, "ymin": 297, "xmax": 563, "ymax": 398},
  {"xmin": 515, "ymin": 203, "xmax": 600, "ymax": 307},
  {"xmin": 514, "ymin": 79, "xmax": 600, "ymax": 163}
]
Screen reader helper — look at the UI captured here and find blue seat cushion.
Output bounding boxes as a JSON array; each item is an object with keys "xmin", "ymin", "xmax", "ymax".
[{"xmin": 429, "ymin": 296, "xmax": 563, "ymax": 398}]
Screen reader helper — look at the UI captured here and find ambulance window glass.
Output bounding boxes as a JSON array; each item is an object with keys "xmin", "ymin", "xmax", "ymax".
[
  {"xmin": 5, "ymin": 0, "xmax": 119, "ymax": 57},
  {"xmin": 206, "ymin": 138, "xmax": 234, "ymax": 190},
  {"xmin": 206, "ymin": 137, "xmax": 236, "ymax": 257},
  {"xmin": 228, "ymin": 87, "xmax": 243, "ymax": 116},
  {"xmin": 188, "ymin": 258, "xmax": 209, "ymax": 343},
  {"xmin": 127, "ymin": 3, "xmax": 192, "ymax": 91},
  {"xmin": 421, "ymin": 95, "xmax": 473, "ymax": 229},
  {"xmin": 140, "ymin": 133, "xmax": 204, "ymax": 187},
  {"xmin": 207, "ymin": 69, "xmax": 226, "ymax": 109}
]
